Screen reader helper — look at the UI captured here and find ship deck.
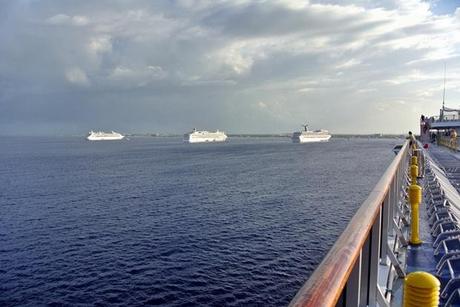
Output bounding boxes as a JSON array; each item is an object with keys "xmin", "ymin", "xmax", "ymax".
[{"xmin": 395, "ymin": 143, "xmax": 460, "ymax": 305}]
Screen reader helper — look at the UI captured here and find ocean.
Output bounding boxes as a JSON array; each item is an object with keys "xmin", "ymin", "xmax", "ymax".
[{"xmin": 0, "ymin": 136, "xmax": 399, "ymax": 306}]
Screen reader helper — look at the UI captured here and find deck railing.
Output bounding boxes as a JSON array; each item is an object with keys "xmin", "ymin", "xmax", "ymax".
[
  {"xmin": 289, "ymin": 140, "xmax": 410, "ymax": 306},
  {"xmin": 437, "ymin": 135, "xmax": 458, "ymax": 151},
  {"xmin": 432, "ymin": 115, "xmax": 460, "ymax": 122}
]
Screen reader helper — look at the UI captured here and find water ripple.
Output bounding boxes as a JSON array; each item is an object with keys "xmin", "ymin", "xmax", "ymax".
[{"xmin": 0, "ymin": 136, "xmax": 398, "ymax": 306}]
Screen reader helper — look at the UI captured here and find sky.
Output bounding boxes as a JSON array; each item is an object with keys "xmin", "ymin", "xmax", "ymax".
[{"xmin": 1, "ymin": 0, "xmax": 460, "ymax": 135}]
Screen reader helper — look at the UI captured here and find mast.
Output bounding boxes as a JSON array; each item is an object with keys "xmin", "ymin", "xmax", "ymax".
[
  {"xmin": 443, "ymin": 63, "xmax": 446, "ymax": 110},
  {"xmin": 441, "ymin": 63, "xmax": 446, "ymax": 120}
]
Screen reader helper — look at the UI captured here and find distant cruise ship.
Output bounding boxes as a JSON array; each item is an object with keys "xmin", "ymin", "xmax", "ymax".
[
  {"xmin": 292, "ymin": 124, "xmax": 331, "ymax": 143},
  {"xmin": 87, "ymin": 131, "xmax": 125, "ymax": 141},
  {"xmin": 184, "ymin": 129, "xmax": 227, "ymax": 143}
]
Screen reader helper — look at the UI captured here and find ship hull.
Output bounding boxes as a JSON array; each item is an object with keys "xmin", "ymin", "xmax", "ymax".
[
  {"xmin": 184, "ymin": 131, "xmax": 227, "ymax": 143},
  {"xmin": 184, "ymin": 135, "xmax": 227, "ymax": 143},
  {"xmin": 87, "ymin": 131, "xmax": 125, "ymax": 141},
  {"xmin": 87, "ymin": 135, "xmax": 125, "ymax": 141},
  {"xmin": 292, "ymin": 135, "xmax": 331, "ymax": 143}
]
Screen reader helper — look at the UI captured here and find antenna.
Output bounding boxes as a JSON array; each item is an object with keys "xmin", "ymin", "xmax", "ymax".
[{"xmin": 442, "ymin": 62, "xmax": 446, "ymax": 110}]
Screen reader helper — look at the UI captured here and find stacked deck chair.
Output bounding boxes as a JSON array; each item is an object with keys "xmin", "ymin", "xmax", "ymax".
[{"xmin": 424, "ymin": 150, "xmax": 460, "ymax": 305}]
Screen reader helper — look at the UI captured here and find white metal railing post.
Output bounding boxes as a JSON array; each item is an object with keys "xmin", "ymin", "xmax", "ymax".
[
  {"xmin": 346, "ymin": 252, "xmax": 362, "ymax": 306},
  {"xmin": 380, "ymin": 191, "xmax": 390, "ymax": 264},
  {"xmin": 368, "ymin": 207, "xmax": 382, "ymax": 307},
  {"xmin": 359, "ymin": 235, "xmax": 371, "ymax": 306},
  {"xmin": 395, "ymin": 163, "xmax": 402, "ymax": 223},
  {"xmin": 389, "ymin": 177, "xmax": 396, "ymax": 234}
]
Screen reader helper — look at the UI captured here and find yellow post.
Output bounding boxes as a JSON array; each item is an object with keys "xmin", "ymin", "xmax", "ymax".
[
  {"xmin": 410, "ymin": 165, "xmax": 418, "ymax": 184},
  {"xmin": 403, "ymin": 272, "xmax": 440, "ymax": 307},
  {"xmin": 408, "ymin": 184, "xmax": 422, "ymax": 245},
  {"xmin": 411, "ymin": 156, "xmax": 417, "ymax": 166}
]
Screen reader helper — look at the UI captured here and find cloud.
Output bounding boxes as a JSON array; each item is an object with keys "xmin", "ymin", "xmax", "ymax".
[
  {"xmin": 46, "ymin": 14, "xmax": 89, "ymax": 26},
  {"xmin": 1, "ymin": 0, "xmax": 460, "ymax": 135},
  {"xmin": 257, "ymin": 101, "xmax": 268, "ymax": 108},
  {"xmin": 336, "ymin": 59, "xmax": 361, "ymax": 69},
  {"xmin": 65, "ymin": 67, "xmax": 90, "ymax": 86},
  {"xmin": 88, "ymin": 36, "xmax": 112, "ymax": 55},
  {"xmin": 108, "ymin": 65, "xmax": 167, "ymax": 87},
  {"xmin": 201, "ymin": 2, "xmax": 371, "ymax": 39}
]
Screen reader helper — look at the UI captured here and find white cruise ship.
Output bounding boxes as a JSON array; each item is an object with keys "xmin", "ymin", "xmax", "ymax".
[
  {"xmin": 184, "ymin": 129, "xmax": 227, "ymax": 143},
  {"xmin": 87, "ymin": 131, "xmax": 125, "ymax": 141},
  {"xmin": 292, "ymin": 124, "xmax": 331, "ymax": 143}
]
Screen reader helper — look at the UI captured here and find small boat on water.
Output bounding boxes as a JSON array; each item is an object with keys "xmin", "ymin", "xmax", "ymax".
[
  {"xmin": 292, "ymin": 124, "xmax": 331, "ymax": 143},
  {"xmin": 87, "ymin": 131, "xmax": 125, "ymax": 141},
  {"xmin": 184, "ymin": 128, "xmax": 227, "ymax": 143}
]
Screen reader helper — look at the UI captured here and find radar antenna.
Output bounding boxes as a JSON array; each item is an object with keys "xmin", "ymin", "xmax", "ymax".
[
  {"xmin": 301, "ymin": 124, "xmax": 309, "ymax": 132},
  {"xmin": 439, "ymin": 64, "xmax": 460, "ymax": 119},
  {"xmin": 442, "ymin": 63, "xmax": 446, "ymax": 111}
]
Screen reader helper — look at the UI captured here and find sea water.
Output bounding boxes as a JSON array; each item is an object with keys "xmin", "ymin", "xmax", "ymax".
[{"xmin": 0, "ymin": 136, "xmax": 399, "ymax": 306}]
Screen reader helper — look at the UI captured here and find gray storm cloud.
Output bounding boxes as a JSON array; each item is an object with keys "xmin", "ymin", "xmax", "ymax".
[{"xmin": 0, "ymin": 0, "xmax": 459, "ymax": 135}]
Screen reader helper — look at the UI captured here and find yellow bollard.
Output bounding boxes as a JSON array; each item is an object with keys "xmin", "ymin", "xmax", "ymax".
[
  {"xmin": 409, "ymin": 184, "xmax": 422, "ymax": 245},
  {"xmin": 410, "ymin": 165, "xmax": 418, "ymax": 184},
  {"xmin": 411, "ymin": 156, "xmax": 418, "ymax": 166},
  {"xmin": 403, "ymin": 271, "xmax": 440, "ymax": 307}
]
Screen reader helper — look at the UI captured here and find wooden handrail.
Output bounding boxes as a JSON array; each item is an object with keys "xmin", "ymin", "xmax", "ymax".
[{"xmin": 289, "ymin": 141, "xmax": 409, "ymax": 306}]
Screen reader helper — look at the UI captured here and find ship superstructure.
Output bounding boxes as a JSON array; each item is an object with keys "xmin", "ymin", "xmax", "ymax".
[
  {"xmin": 292, "ymin": 124, "xmax": 331, "ymax": 143},
  {"xmin": 184, "ymin": 129, "xmax": 227, "ymax": 143},
  {"xmin": 87, "ymin": 131, "xmax": 125, "ymax": 141}
]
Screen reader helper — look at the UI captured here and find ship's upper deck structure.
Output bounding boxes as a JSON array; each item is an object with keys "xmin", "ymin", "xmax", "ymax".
[{"xmin": 425, "ymin": 107, "xmax": 460, "ymax": 131}]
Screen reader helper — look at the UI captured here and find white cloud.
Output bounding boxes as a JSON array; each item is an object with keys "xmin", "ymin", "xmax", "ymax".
[
  {"xmin": 298, "ymin": 88, "xmax": 314, "ymax": 93},
  {"xmin": 46, "ymin": 14, "xmax": 89, "ymax": 26},
  {"xmin": 72, "ymin": 16, "xmax": 90, "ymax": 26},
  {"xmin": 216, "ymin": 44, "xmax": 255, "ymax": 75},
  {"xmin": 336, "ymin": 59, "xmax": 361, "ymax": 69},
  {"xmin": 108, "ymin": 65, "xmax": 167, "ymax": 87},
  {"xmin": 357, "ymin": 88, "xmax": 377, "ymax": 94},
  {"xmin": 257, "ymin": 101, "xmax": 268, "ymax": 108},
  {"xmin": 275, "ymin": 0, "xmax": 311, "ymax": 10},
  {"xmin": 88, "ymin": 36, "xmax": 112, "ymax": 55},
  {"xmin": 65, "ymin": 67, "xmax": 90, "ymax": 86}
]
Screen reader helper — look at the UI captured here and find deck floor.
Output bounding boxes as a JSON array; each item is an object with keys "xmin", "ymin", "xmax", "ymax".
[{"xmin": 405, "ymin": 204, "xmax": 437, "ymax": 274}]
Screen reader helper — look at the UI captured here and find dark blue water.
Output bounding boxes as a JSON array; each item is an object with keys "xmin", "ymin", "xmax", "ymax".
[{"xmin": 0, "ymin": 136, "xmax": 398, "ymax": 306}]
